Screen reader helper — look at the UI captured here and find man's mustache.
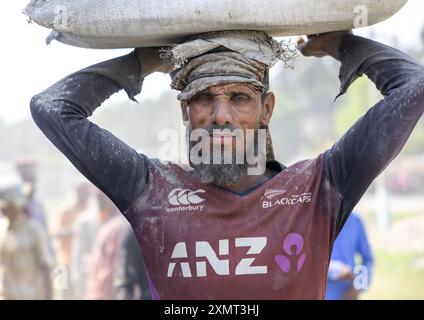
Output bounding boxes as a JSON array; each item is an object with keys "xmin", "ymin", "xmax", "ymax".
[
  {"xmin": 202, "ymin": 125, "xmax": 242, "ymax": 136},
  {"xmin": 193, "ymin": 125, "xmax": 241, "ymax": 135}
]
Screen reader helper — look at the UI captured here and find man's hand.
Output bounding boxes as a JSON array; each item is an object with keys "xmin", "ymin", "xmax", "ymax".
[
  {"xmin": 338, "ymin": 264, "xmax": 355, "ymax": 281},
  {"xmin": 295, "ymin": 30, "xmax": 353, "ymax": 61},
  {"xmin": 135, "ymin": 47, "xmax": 175, "ymax": 77}
]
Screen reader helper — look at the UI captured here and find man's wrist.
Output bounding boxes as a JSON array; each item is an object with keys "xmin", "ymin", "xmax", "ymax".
[
  {"xmin": 136, "ymin": 48, "xmax": 174, "ymax": 77},
  {"xmin": 326, "ymin": 32, "xmax": 353, "ymax": 61}
]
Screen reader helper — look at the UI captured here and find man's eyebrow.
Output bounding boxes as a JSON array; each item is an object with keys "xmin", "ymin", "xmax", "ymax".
[
  {"xmin": 194, "ymin": 88, "xmax": 254, "ymax": 98},
  {"xmin": 195, "ymin": 90, "xmax": 213, "ymax": 96},
  {"xmin": 230, "ymin": 90, "xmax": 254, "ymax": 96}
]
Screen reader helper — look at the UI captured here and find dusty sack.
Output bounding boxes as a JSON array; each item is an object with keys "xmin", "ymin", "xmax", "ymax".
[{"xmin": 24, "ymin": 0, "xmax": 408, "ymax": 49}]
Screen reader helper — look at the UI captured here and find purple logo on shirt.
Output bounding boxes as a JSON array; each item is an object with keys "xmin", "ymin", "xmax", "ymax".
[{"xmin": 275, "ymin": 233, "xmax": 306, "ymax": 273}]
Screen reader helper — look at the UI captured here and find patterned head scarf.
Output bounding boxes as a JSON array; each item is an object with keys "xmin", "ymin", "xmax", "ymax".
[{"xmin": 165, "ymin": 30, "xmax": 293, "ymax": 101}]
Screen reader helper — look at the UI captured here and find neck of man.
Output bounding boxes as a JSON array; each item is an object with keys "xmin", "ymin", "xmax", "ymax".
[{"xmin": 214, "ymin": 167, "xmax": 278, "ymax": 194}]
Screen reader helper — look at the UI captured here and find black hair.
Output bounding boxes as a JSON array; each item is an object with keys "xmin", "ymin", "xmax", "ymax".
[
  {"xmin": 261, "ymin": 91, "xmax": 270, "ymax": 104},
  {"xmin": 261, "ymin": 66, "xmax": 271, "ymax": 104}
]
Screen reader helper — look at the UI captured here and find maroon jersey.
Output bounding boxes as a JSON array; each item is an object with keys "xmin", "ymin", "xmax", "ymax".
[
  {"xmin": 125, "ymin": 156, "xmax": 340, "ymax": 299},
  {"xmin": 31, "ymin": 35, "xmax": 424, "ymax": 299}
]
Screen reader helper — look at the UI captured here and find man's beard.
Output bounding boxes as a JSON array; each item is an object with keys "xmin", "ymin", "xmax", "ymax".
[
  {"xmin": 187, "ymin": 124, "xmax": 265, "ymax": 187},
  {"xmin": 193, "ymin": 159, "xmax": 248, "ymax": 186}
]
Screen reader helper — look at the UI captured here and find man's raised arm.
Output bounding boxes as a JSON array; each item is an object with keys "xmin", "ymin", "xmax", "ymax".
[
  {"xmin": 298, "ymin": 32, "xmax": 424, "ymax": 232},
  {"xmin": 30, "ymin": 49, "xmax": 168, "ymax": 212}
]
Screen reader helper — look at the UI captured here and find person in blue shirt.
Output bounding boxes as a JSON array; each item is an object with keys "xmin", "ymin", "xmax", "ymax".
[{"xmin": 326, "ymin": 212, "xmax": 374, "ymax": 300}]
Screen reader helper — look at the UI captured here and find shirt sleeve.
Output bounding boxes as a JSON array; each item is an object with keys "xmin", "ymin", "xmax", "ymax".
[
  {"xmin": 30, "ymin": 52, "xmax": 150, "ymax": 212},
  {"xmin": 323, "ymin": 35, "xmax": 424, "ymax": 234}
]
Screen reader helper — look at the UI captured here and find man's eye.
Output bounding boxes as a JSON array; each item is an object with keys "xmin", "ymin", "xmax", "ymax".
[
  {"xmin": 232, "ymin": 94, "xmax": 250, "ymax": 103},
  {"xmin": 194, "ymin": 94, "xmax": 212, "ymax": 104}
]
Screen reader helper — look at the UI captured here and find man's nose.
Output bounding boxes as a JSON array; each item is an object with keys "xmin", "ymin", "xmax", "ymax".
[{"xmin": 212, "ymin": 101, "xmax": 233, "ymax": 126}]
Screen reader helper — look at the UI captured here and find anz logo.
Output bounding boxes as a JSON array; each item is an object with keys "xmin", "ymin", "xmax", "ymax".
[
  {"xmin": 167, "ymin": 234, "xmax": 307, "ymax": 278},
  {"xmin": 167, "ymin": 237, "xmax": 268, "ymax": 277}
]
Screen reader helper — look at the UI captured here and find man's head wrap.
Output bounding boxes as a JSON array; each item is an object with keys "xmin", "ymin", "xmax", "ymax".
[
  {"xmin": 171, "ymin": 51, "xmax": 268, "ymax": 101},
  {"xmin": 163, "ymin": 31, "xmax": 296, "ymax": 161},
  {"xmin": 165, "ymin": 30, "xmax": 293, "ymax": 101}
]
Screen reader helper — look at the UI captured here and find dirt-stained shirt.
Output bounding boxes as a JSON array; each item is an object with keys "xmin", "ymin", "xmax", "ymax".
[{"xmin": 30, "ymin": 35, "xmax": 424, "ymax": 299}]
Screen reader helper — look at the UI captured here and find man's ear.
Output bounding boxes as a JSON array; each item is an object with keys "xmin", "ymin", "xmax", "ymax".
[
  {"xmin": 180, "ymin": 101, "xmax": 189, "ymax": 124},
  {"xmin": 261, "ymin": 92, "xmax": 275, "ymax": 126}
]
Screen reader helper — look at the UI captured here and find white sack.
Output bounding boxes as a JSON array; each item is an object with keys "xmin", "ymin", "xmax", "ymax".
[{"xmin": 23, "ymin": 0, "xmax": 408, "ymax": 49}]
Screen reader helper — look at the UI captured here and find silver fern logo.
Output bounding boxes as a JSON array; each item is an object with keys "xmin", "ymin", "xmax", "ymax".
[{"xmin": 262, "ymin": 188, "xmax": 286, "ymax": 200}]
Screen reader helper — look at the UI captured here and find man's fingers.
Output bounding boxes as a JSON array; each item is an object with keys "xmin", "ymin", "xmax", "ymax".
[
  {"xmin": 306, "ymin": 34, "xmax": 319, "ymax": 40},
  {"xmin": 295, "ymin": 34, "xmax": 333, "ymax": 57},
  {"xmin": 296, "ymin": 36, "xmax": 315, "ymax": 57},
  {"xmin": 295, "ymin": 36, "xmax": 311, "ymax": 56},
  {"xmin": 295, "ymin": 36, "xmax": 306, "ymax": 49}
]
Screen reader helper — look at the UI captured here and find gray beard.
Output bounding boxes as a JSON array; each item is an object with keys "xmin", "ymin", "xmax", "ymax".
[
  {"xmin": 189, "ymin": 139, "xmax": 258, "ymax": 187},
  {"xmin": 187, "ymin": 123, "xmax": 265, "ymax": 187},
  {"xmin": 192, "ymin": 161, "xmax": 248, "ymax": 187}
]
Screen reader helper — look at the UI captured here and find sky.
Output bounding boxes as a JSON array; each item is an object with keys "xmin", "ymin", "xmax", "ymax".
[{"xmin": 0, "ymin": 0, "xmax": 423, "ymax": 125}]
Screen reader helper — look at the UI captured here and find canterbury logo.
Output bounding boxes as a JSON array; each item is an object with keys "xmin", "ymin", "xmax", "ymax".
[
  {"xmin": 168, "ymin": 188, "xmax": 206, "ymax": 206},
  {"xmin": 262, "ymin": 188, "xmax": 286, "ymax": 200}
]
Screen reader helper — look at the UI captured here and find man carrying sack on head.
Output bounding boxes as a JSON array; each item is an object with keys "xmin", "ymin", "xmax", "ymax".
[{"xmin": 30, "ymin": 30, "xmax": 423, "ymax": 299}]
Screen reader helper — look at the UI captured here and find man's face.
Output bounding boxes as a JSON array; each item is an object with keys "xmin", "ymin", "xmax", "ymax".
[{"xmin": 181, "ymin": 82, "xmax": 275, "ymax": 186}]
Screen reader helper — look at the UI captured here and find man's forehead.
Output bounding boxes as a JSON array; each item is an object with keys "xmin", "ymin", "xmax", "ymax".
[{"xmin": 199, "ymin": 83, "xmax": 258, "ymax": 95}]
